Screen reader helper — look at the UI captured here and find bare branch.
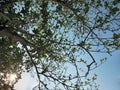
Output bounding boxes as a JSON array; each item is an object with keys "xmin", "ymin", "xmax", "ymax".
[{"xmin": 24, "ymin": 46, "xmax": 41, "ymax": 90}]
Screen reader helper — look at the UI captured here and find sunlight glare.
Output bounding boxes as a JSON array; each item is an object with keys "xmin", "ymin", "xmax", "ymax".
[
  {"xmin": 9, "ymin": 74, "xmax": 17, "ymax": 82},
  {"xmin": 6, "ymin": 73, "xmax": 17, "ymax": 85}
]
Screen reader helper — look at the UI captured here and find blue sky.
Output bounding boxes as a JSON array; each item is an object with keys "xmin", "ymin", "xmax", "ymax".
[
  {"xmin": 94, "ymin": 50, "xmax": 120, "ymax": 90},
  {"xmin": 14, "ymin": 50, "xmax": 120, "ymax": 90},
  {"xmin": 13, "ymin": 1, "xmax": 120, "ymax": 90}
]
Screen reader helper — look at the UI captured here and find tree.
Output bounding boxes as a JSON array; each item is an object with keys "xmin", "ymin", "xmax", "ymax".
[
  {"xmin": 0, "ymin": 0, "xmax": 120, "ymax": 90},
  {"xmin": 0, "ymin": 37, "xmax": 22, "ymax": 90}
]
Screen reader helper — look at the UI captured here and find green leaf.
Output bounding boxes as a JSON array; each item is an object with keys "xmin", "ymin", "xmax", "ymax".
[
  {"xmin": 87, "ymin": 44, "xmax": 91, "ymax": 49},
  {"xmin": 113, "ymin": 33, "xmax": 120, "ymax": 39},
  {"xmin": 110, "ymin": 7, "xmax": 119, "ymax": 16}
]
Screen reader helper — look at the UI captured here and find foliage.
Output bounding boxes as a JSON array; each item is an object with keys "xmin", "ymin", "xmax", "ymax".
[
  {"xmin": 0, "ymin": 0, "xmax": 120, "ymax": 90},
  {"xmin": 0, "ymin": 37, "xmax": 23, "ymax": 90}
]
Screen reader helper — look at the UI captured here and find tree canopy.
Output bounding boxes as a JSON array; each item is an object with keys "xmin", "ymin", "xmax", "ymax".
[{"xmin": 0, "ymin": 0, "xmax": 120, "ymax": 90}]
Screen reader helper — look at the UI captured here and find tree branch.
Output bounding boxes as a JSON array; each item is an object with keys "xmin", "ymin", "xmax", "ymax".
[
  {"xmin": 0, "ymin": 28, "xmax": 34, "ymax": 47},
  {"xmin": 24, "ymin": 46, "xmax": 41, "ymax": 90}
]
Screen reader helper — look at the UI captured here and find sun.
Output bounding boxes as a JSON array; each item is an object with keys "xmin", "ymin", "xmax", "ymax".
[
  {"xmin": 6, "ymin": 73, "xmax": 17, "ymax": 85},
  {"xmin": 9, "ymin": 74, "xmax": 17, "ymax": 82},
  {"xmin": 0, "ymin": 73, "xmax": 18, "ymax": 86}
]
